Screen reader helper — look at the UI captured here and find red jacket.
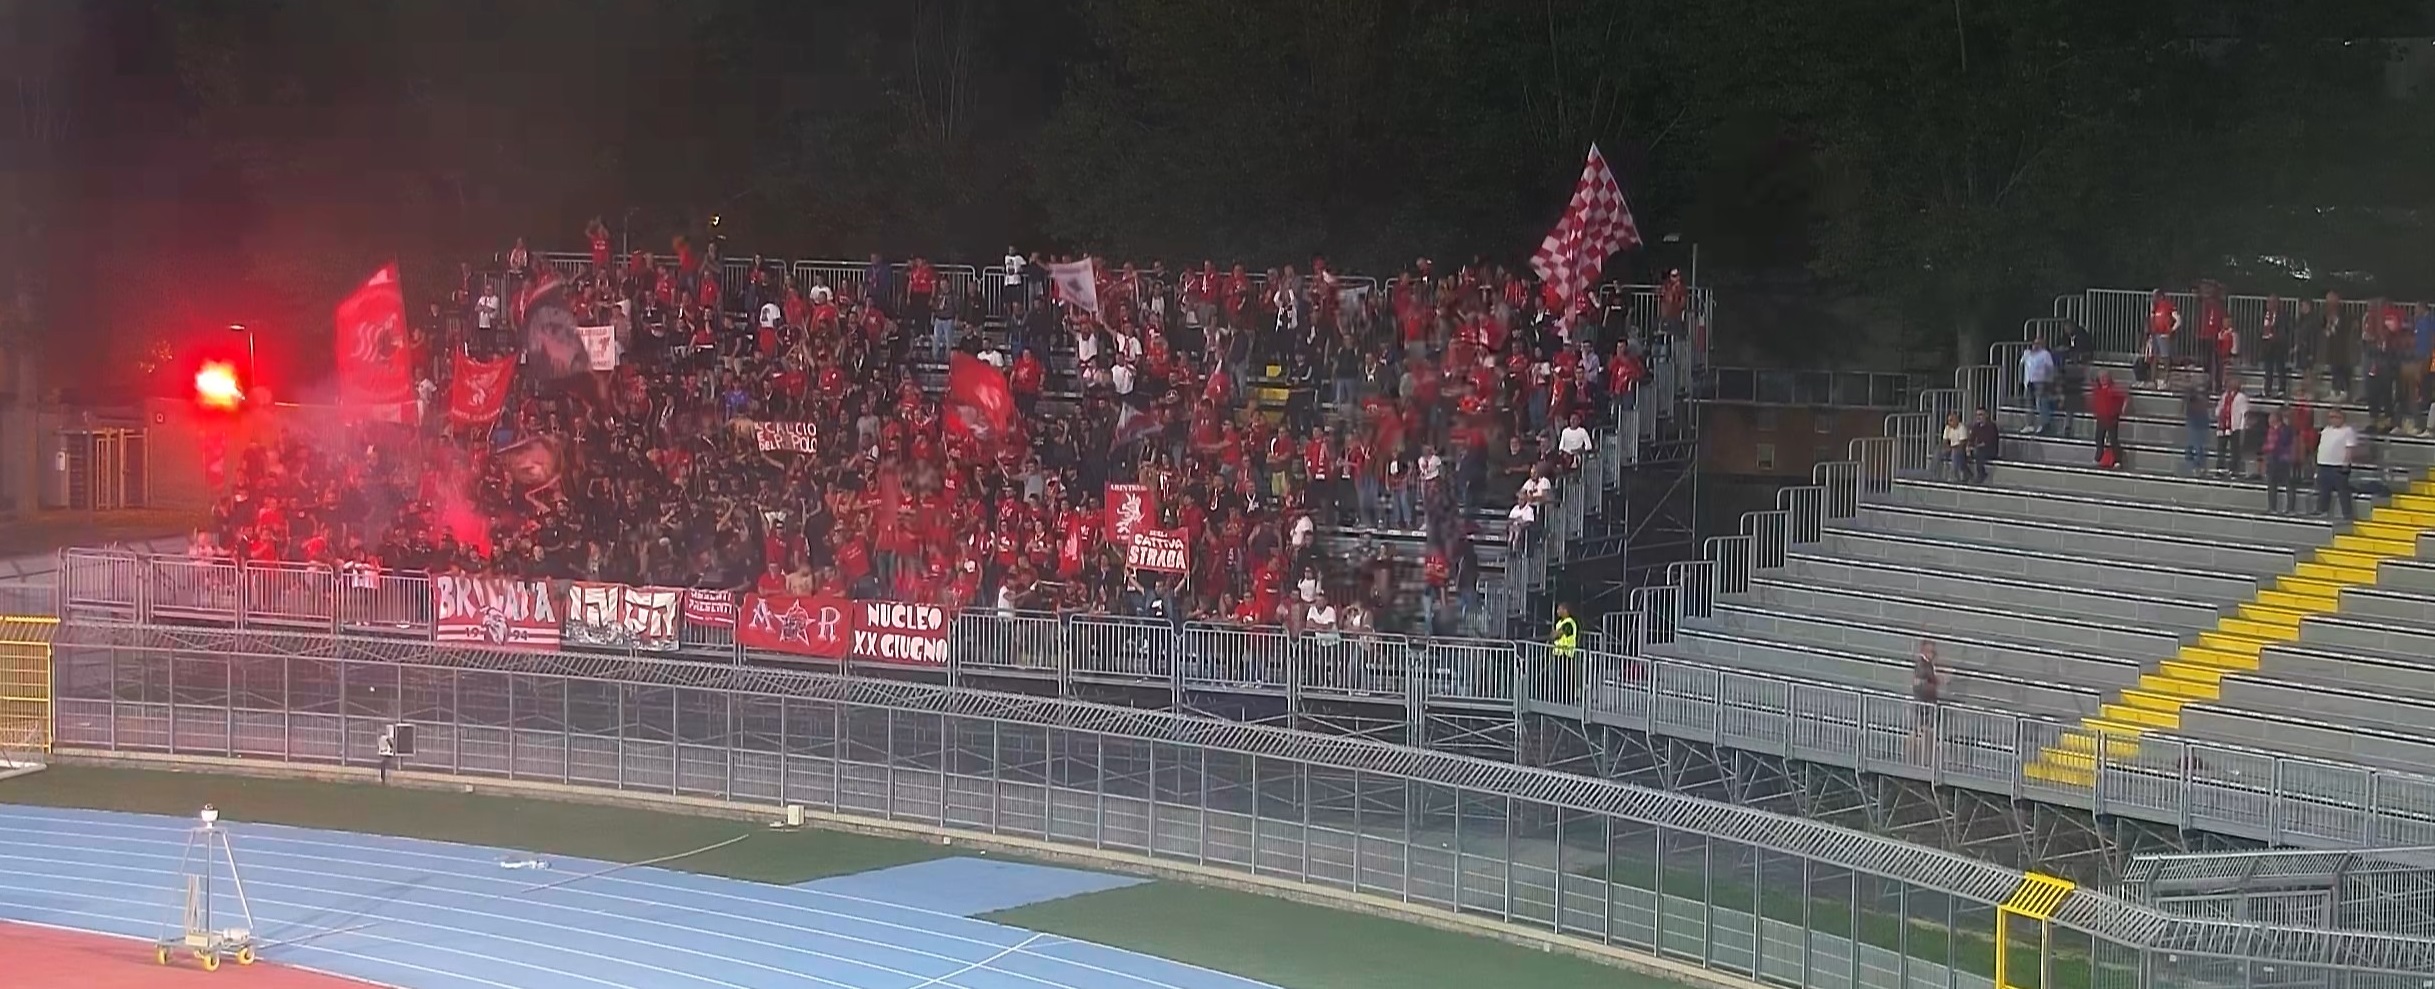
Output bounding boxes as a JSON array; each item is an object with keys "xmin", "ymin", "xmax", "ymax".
[{"xmin": 2091, "ymin": 379, "xmax": 2127, "ymax": 424}]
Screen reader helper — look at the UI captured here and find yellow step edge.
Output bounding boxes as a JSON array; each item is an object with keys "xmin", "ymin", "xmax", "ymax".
[
  {"xmin": 2395, "ymin": 492, "xmax": 2435, "ymax": 511},
  {"xmin": 2312, "ymin": 547, "xmax": 2386, "ymax": 571},
  {"xmin": 2158, "ymin": 660, "xmax": 2228, "ymax": 684},
  {"xmin": 2040, "ymin": 750, "xmax": 2095, "ymax": 771},
  {"xmin": 2330, "ymin": 533, "xmax": 2418, "ymax": 557},
  {"xmin": 2217, "ymin": 617, "xmax": 2301, "ymax": 642},
  {"xmin": 2025, "ymin": 763, "xmax": 2096, "ymax": 786},
  {"xmin": 2119, "ymin": 688, "xmax": 2193, "ymax": 713},
  {"xmin": 2364, "ymin": 508, "xmax": 2435, "ymax": 529},
  {"xmin": 2292, "ymin": 561, "xmax": 2376, "ymax": 584},
  {"xmin": 2138, "ymin": 673, "xmax": 2221, "ymax": 700},
  {"xmin": 2252, "ymin": 589, "xmax": 2336, "ymax": 613},
  {"xmin": 2101, "ymin": 702, "xmax": 2181, "ymax": 729},
  {"xmin": 2272, "ymin": 575, "xmax": 2344, "ymax": 598},
  {"xmin": 2236, "ymin": 602, "xmax": 2312, "ymax": 625},
  {"xmin": 2196, "ymin": 632, "xmax": 2271, "ymax": 659},
  {"xmin": 2349, "ymin": 520, "xmax": 2424, "ymax": 541}
]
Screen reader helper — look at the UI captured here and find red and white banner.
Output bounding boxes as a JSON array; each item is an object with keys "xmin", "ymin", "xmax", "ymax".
[
  {"xmin": 335, "ymin": 262, "xmax": 419, "ymax": 423},
  {"xmin": 1104, "ymin": 483, "xmax": 1157, "ymax": 543},
  {"xmin": 852, "ymin": 600, "xmax": 950, "ymax": 667},
  {"xmin": 447, "ymin": 350, "xmax": 516, "ymax": 428},
  {"xmin": 738, "ymin": 593, "xmax": 851, "ymax": 659},
  {"xmin": 754, "ymin": 422, "xmax": 819, "ymax": 453},
  {"xmin": 432, "ymin": 574, "xmax": 561, "ymax": 647},
  {"xmin": 1124, "ymin": 529, "xmax": 1190, "ymax": 574},
  {"xmin": 562, "ymin": 582, "xmax": 681, "ymax": 652},
  {"xmin": 683, "ymin": 589, "xmax": 737, "ymax": 628}
]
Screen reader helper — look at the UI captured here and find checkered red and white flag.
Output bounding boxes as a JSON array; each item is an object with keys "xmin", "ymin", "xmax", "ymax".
[{"xmin": 1529, "ymin": 144, "xmax": 1641, "ymax": 311}]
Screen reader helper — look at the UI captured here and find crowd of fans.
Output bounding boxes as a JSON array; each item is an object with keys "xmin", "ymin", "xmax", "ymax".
[{"xmin": 195, "ymin": 225, "xmax": 1683, "ymax": 638}]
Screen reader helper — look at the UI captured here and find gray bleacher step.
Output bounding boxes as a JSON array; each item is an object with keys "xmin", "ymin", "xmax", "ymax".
[
  {"xmin": 1781, "ymin": 553, "xmax": 2222, "ymax": 629},
  {"xmin": 1814, "ymin": 529, "xmax": 2260, "ymax": 603},
  {"xmin": 2178, "ymin": 705, "xmax": 2435, "ymax": 777},
  {"xmin": 1982, "ymin": 460, "xmax": 2287, "ymax": 514},
  {"xmin": 2216, "ymin": 676, "xmax": 2435, "ymax": 740},
  {"xmin": 2296, "ymin": 615, "xmax": 2435, "ymax": 661},
  {"xmin": 1701, "ymin": 603, "xmax": 2143, "ymax": 692},
  {"xmin": 2256, "ymin": 643, "xmax": 2435, "ymax": 706},
  {"xmin": 2375, "ymin": 558, "xmax": 2435, "ymax": 596},
  {"xmin": 1885, "ymin": 479, "xmax": 2331, "ymax": 548},
  {"xmin": 2335, "ymin": 586, "xmax": 2435, "ymax": 632},
  {"xmin": 1742, "ymin": 576, "xmax": 2189, "ymax": 663},
  {"xmin": 1999, "ymin": 402, "xmax": 2435, "ymax": 471},
  {"xmin": 1654, "ymin": 628, "xmax": 2099, "ymax": 720},
  {"xmin": 1985, "ymin": 432, "xmax": 2409, "ymax": 499},
  {"xmin": 1848, "ymin": 503, "xmax": 2298, "ymax": 576}
]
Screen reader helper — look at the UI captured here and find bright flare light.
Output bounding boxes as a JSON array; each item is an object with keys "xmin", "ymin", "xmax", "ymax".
[{"xmin": 194, "ymin": 361, "xmax": 245, "ymax": 411}]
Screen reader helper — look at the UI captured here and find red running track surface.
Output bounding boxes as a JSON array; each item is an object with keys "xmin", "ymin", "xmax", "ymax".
[{"xmin": 0, "ymin": 921, "xmax": 384, "ymax": 989}]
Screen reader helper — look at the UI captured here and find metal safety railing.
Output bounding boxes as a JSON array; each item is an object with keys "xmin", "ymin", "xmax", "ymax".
[{"xmin": 50, "ymin": 645, "xmax": 2435, "ymax": 985}]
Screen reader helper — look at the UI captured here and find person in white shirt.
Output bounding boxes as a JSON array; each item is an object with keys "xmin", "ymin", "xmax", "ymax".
[
  {"xmin": 1557, "ymin": 416, "xmax": 1593, "ymax": 459},
  {"xmin": 1304, "ymin": 593, "xmax": 1339, "ymax": 641},
  {"xmin": 757, "ymin": 300, "xmax": 782, "ymax": 331},
  {"xmin": 1110, "ymin": 358, "xmax": 1135, "ymax": 399},
  {"xmin": 1002, "ymin": 248, "xmax": 1025, "ymax": 288},
  {"xmin": 1941, "ymin": 411, "xmax": 1972, "ymax": 481},
  {"xmin": 476, "ymin": 285, "xmax": 502, "ymax": 336},
  {"xmin": 2314, "ymin": 409, "xmax": 2361, "ymax": 521},
  {"xmin": 2019, "ymin": 337, "xmax": 2058, "ymax": 435},
  {"xmin": 1518, "ymin": 467, "xmax": 1553, "ymax": 507}
]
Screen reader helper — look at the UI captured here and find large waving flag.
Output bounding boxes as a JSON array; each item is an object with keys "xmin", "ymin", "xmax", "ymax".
[
  {"xmin": 1529, "ymin": 144, "xmax": 1641, "ymax": 313},
  {"xmin": 335, "ymin": 262, "xmax": 418, "ymax": 423}
]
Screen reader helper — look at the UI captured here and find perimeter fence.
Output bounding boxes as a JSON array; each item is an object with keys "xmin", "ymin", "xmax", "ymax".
[{"xmin": 45, "ymin": 639, "xmax": 2435, "ymax": 989}]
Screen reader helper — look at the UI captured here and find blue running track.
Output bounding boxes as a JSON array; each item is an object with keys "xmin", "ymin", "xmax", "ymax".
[{"xmin": 0, "ymin": 805, "xmax": 1286, "ymax": 989}]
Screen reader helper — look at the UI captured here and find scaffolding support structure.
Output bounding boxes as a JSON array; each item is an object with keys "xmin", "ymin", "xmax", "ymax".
[{"xmin": 156, "ymin": 805, "xmax": 259, "ymax": 971}]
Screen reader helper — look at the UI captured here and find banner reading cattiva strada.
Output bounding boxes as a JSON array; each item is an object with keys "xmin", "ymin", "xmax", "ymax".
[
  {"xmin": 852, "ymin": 600, "xmax": 949, "ymax": 667},
  {"xmin": 432, "ymin": 574, "xmax": 561, "ymax": 647},
  {"xmin": 562, "ymin": 582, "xmax": 681, "ymax": 652},
  {"xmin": 1124, "ymin": 529, "xmax": 1190, "ymax": 573}
]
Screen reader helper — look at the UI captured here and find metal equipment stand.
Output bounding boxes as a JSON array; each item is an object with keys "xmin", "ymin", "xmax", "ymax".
[{"xmin": 155, "ymin": 804, "xmax": 259, "ymax": 971}]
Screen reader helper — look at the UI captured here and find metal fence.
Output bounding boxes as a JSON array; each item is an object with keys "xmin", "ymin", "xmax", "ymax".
[{"xmin": 49, "ymin": 644, "xmax": 2435, "ymax": 987}]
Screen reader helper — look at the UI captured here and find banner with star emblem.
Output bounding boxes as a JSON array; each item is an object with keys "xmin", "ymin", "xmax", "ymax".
[
  {"xmin": 431, "ymin": 574, "xmax": 562, "ymax": 648},
  {"xmin": 737, "ymin": 592, "xmax": 851, "ymax": 660}
]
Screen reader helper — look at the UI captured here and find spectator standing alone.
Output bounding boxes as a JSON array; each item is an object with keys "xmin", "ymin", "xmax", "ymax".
[
  {"xmin": 2090, "ymin": 372, "xmax": 2127, "ymax": 468},
  {"xmin": 2019, "ymin": 337, "xmax": 2058, "ymax": 436},
  {"xmin": 2178, "ymin": 374, "xmax": 2210, "ymax": 475},
  {"xmin": 2262, "ymin": 408, "xmax": 2302, "ymax": 514},
  {"xmin": 2212, "ymin": 376, "xmax": 2252, "ymax": 478},
  {"xmin": 2314, "ymin": 410, "xmax": 2361, "ymax": 521}
]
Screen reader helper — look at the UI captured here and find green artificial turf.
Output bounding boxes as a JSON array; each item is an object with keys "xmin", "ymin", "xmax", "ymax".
[{"xmin": 4, "ymin": 766, "xmax": 1702, "ymax": 989}]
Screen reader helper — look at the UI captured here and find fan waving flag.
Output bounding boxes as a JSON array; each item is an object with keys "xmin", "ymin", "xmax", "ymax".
[
  {"xmin": 335, "ymin": 262, "xmax": 418, "ymax": 423},
  {"xmin": 1047, "ymin": 259, "xmax": 1100, "ymax": 315},
  {"xmin": 1530, "ymin": 144, "xmax": 1642, "ymax": 313}
]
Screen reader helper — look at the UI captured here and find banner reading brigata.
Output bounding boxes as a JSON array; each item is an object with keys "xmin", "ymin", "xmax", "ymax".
[
  {"xmin": 1125, "ymin": 529, "xmax": 1190, "ymax": 573},
  {"xmin": 432, "ymin": 574, "xmax": 562, "ymax": 647},
  {"xmin": 562, "ymin": 582, "xmax": 681, "ymax": 652},
  {"xmin": 737, "ymin": 593, "xmax": 850, "ymax": 659},
  {"xmin": 1104, "ymin": 483, "xmax": 1157, "ymax": 543},
  {"xmin": 852, "ymin": 600, "xmax": 949, "ymax": 666}
]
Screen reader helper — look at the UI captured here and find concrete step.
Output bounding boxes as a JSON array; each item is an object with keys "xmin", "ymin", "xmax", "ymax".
[
  {"xmin": 1886, "ymin": 477, "xmax": 2335, "ymax": 548},
  {"xmin": 1744, "ymin": 576, "xmax": 2188, "ymax": 664},
  {"xmin": 1779, "ymin": 553, "xmax": 2223, "ymax": 630},
  {"xmin": 1702, "ymin": 603, "xmax": 2143, "ymax": 692},
  {"xmin": 1813, "ymin": 529, "xmax": 2259, "ymax": 604},
  {"xmin": 1849, "ymin": 503, "xmax": 2297, "ymax": 576}
]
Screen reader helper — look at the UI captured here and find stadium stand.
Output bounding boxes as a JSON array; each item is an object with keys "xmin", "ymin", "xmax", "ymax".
[
  {"xmin": 1649, "ymin": 285, "xmax": 2435, "ymax": 799},
  {"xmin": 188, "ymin": 239, "xmax": 1696, "ymax": 647}
]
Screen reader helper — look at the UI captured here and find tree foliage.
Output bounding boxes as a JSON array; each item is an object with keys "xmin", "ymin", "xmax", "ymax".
[{"xmin": 32, "ymin": 0, "xmax": 2435, "ymax": 388}]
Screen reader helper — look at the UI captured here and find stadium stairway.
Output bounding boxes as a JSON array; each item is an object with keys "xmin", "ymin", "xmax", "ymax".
[{"xmin": 1959, "ymin": 357, "xmax": 2435, "ymax": 784}]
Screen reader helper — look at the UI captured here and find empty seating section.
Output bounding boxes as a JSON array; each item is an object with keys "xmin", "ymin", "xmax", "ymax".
[{"xmin": 1624, "ymin": 286, "xmax": 2435, "ymax": 820}]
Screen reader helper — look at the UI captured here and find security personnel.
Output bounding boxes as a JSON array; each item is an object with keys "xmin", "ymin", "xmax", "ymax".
[{"xmin": 1551, "ymin": 602, "xmax": 1579, "ymax": 660}]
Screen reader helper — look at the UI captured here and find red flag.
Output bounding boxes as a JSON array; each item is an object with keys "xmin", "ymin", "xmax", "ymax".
[
  {"xmin": 335, "ymin": 262, "xmax": 417, "ymax": 422},
  {"xmin": 946, "ymin": 351, "xmax": 1015, "ymax": 439},
  {"xmin": 447, "ymin": 349, "xmax": 516, "ymax": 428},
  {"xmin": 1530, "ymin": 145, "xmax": 1641, "ymax": 313}
]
